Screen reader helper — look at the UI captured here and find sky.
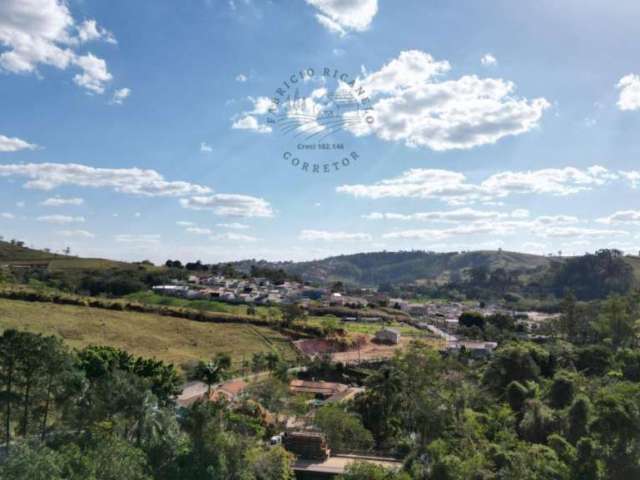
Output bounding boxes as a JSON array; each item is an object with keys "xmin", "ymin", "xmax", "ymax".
[{"xmin": 1, "ymin": 0, "xmax": 640, "ymax": 264}]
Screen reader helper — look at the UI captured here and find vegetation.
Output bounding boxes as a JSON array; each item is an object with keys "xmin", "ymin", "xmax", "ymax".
[
  {"xmin": 0, "ymin": 298, "xmax": 296, "ymax": 371},
  {"xmin": 0, "ymin": 330, "xmax": 295, "ymax": 480}
]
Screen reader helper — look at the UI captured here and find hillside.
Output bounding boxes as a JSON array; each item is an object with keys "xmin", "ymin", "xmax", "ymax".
[
  {"xmin": 0, "ymin": 239, "xmax": 133, "ymax": 271},
  {"xmin": 231, "ymin": 250, "xmax": 560, "ymax": 287},
  {"xmin": 0, "ymin": 298, "xmax": 295, "ymax": 371}
]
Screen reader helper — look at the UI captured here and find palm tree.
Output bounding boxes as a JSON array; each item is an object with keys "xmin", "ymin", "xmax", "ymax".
[{"xmin": 195, "ymin": 353, "xmax": 232, "ymax": 395}]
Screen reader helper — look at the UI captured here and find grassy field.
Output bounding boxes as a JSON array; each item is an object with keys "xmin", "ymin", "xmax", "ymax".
[
  {"xmin": 0, "ymin": 298, "xmax": 296, "ymax": 371},
  {"xmin": 306, "ymin": 315, "xmax": 426, "ymax": 337},
  {"xmin": 125, "ymin": 291, "xmax": 282, "ymax": 318}
]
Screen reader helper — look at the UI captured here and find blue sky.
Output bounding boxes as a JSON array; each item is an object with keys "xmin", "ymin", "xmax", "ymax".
[{"xmin": 1, "ymin": 0, "xmax": 640, "ymax": 263}]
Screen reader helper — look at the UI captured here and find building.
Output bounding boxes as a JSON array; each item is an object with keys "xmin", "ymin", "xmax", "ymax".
[
  {"xmin": 446, "ymin": 340, "xmax": 498, "ymax": 357},
  {"xmin": 374, "ymin": 327, "xmax": 401, "ymax": 345},
  {"xmin": 289, "ymin": 380, "xmax": 349, "ymax": 399}
]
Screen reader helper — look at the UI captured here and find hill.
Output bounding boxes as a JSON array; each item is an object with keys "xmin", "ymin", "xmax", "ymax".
[
  {"xmin": 0, "ymin": 298, "xmax": 295, "ymax": 371},
  {"xmin": 231, "ymin": 250, "xmax": 559, "ymax": 287},
  {"xmin": 0, "ymin": 239, "xmax": 133, "ymax": 271}
]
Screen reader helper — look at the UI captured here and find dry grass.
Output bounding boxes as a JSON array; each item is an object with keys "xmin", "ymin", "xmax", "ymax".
[{"xmin": 0, "ymin": 298, "xmax": 295, "ymax": 370}]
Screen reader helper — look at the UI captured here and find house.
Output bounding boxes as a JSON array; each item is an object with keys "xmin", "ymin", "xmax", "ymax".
[
  {"xmin": 289, "ymin": 380, "xmax": 349, "ymax": 399},
  {"xmin": 209, "ymin": 379, "xmax": 248, "ymax": 402},
  {"xmin": 446, "ymin": 340, "xmax": 498, "ymax": 357},
  {"xmin": 152, "ymin": 285, "xmax": 190, "ymax": 297},
  {"xmin": 374, "ymin": 327, "xmax": 401, "ymax": 345}
]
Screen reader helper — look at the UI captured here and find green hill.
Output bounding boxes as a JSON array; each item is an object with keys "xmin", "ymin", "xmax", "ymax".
[
  {"xmin": 0, "ymin": 239, "xmax": 133, "ymax": 271},
  {"xmin": 232, "ymin": 250, "xmax": 559, "ymax": 287}
]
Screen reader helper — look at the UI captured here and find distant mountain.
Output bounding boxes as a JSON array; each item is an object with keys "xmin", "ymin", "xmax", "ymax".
[{"xmin": 229, "ymin": 250, "xmax": 560, "ymax": 287}]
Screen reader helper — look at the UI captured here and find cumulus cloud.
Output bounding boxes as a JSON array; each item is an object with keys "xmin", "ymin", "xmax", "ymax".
[
  {"xmin": 616, "ymin": 74, "xmax": 640, "ymax": 111},
  {"xmin": 1, "ymin": 212, "xmax": 15, "ymax": 220},
  {"xmin": 231, "ymin": 115, "xmax": 272, "ymax": 134},
  {"xmin": 235, "ymin": 73, "xmax": 248, "ymax": 82},
  {"xmin": 217, "ymin": 222, "xmax": 250, "ymax": 229},
  {"xmin": 345, "ymin": 50, "xmax": 549, "ymax": 151},
  {"xmin": 381, "ymin": 218, "xmax": 620, "ymax": 242},
  {"xmin": 299, "ymin": 229, "xmax": 372, "ymax": 241},
  {"xmin": 338, "ymin": 165, "xmax": 617, "ymax": 205},
  {"xmin": 305, "ymin": 0, "xmax": 378, "ymax": 36},
  {"xmin": 185, "ymin": 227, "xmax": 212, "ymax": 235},
  {"xmin": 57, "ymin": 229, "xmax": 94, "ymax": 238},
  {"xmin": 597, "ymin": 210, "xmax": 640, "ymax": 225},
  {"xmin": 200, "ymin": 142, "xmax": 213, "ymax": 153},
  {"xmin": 0, "ymin": 162, "xmax": 211, "ymax": 197},
  {"xmin": 180, "ymin": 194, "xmax": 274, "ymax": 218},
  {"xmin": 0, "ymin": 134, "xmax": 38, "ymax": 152},
  {"xmin": 37, "ymin": 214, "xmax": 85, "ymax": 224},
  {"xmin": 481, "ymin": 53, "xmax": 497, "ymax": 66},
  {"xmin": 0, "ymin": 0, "xmax": 116, "ymax": 94},
  {"xmin": 363, "ymin": 207, "xmax": 525, "ymax": 223},
  {"xmin": 40, "ymin": 196, "xmax": 84, "ymax": 207},
  {"xmin": 110, "ymin": 87, "xmax": 130, "ymax": 105}
]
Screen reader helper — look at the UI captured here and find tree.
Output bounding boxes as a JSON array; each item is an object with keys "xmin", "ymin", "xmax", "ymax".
[
  {"xmin": 459, "ymin": 311, "xmax": 485, "ymax": 330},
  {"xmin": 591, "ymin": 295, "xmax": 637, "ymax": 349},
  {"xmin": 549, "ymin": 373, "xmax": 575, "ymax": 409},
  {"xmin": 567, "ymin": 395, "xmax": 591, "ymax": 444},
  {"xmin": 245, "ymin": 445, "xmax": 295, "ymax": 480},
  {"xmin": 0, "ymin": 442, "xmax": 63, "ymax": 480},
  {"xmin": 194, "ymin": 353, "xmax": 232, "ymax": 395},
  {"xmin": 281, "ymin": 303, "xmax": 304, "ymax": 327},
  {"xmin": 315, "ymin": 404, "xmax": 374, "ymax": 452}
]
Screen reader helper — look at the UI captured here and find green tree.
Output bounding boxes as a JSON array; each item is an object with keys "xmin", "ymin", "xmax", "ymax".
[
  {"xmin": 315, "ymin": 404, "xmax": 374, "ymax": 452},
  {"xmin": 0, "ymin": 442, "xmax": 63, "ymax": 480},
  {"xmin": 194, "ymin": 353, "xmax": 232, "ymax": 395}
]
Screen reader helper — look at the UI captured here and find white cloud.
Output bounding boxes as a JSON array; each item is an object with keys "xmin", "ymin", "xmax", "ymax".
[
  {"xmin": 541, "ymin": 227, "xmax": 628, "ymax": 238},
  {"xmin": 0, "ymin": 162, "xmax": 211, "ymax": 197},
  {"xmin": 235, "ymin": 73, "xmax": 248, "ymax": 82},
  {"xmin": 338, "ymin": 165, "xmax": 616, "ymax": 204},
  {"xmin": 57, "ymin": 229, "xmax": 94, "ymax": 238},
  {"xmin": 186, "ymin": 227, "xmax": 212, "ymax": 235},
  {"xmin": 305, "ymin": 0, "xmax": 378, "ymax": 36},
  {"xmin": 345, "ymin": 50, "xmax": 549, "ymax": 150},
  {"xmin": 0, "ymin": 134, "xmax": 38, "ymax": 152},
  {"xmin": 616, "ymin": 74, "xmax": 640, "ymax": 111},
  {"xmin": 110, "ymin": 87, "xmax": 130, "ymax": 105},
  {"xmin": 72, "ymin": 53, "xmax": 112, "ymax": 94},
  {"xmin": 1, "ymin": 212, "xmax": 15, "ymax": 220},
  {"xmin": 16, "ymin": 201, "xmax": 25, "ymax": 208},
  {"xmin": 0, "ymin": 0, "xmax": 116, "ymax": 93},
  {"xmin": 40, "ymin": 196, "xmax": 84, "ymax": 207},
  {"xmin": 200, "ymin": 142, "xmax": 213, "ymax": 153},
  {"xmin": 176, "ymin": 221, "xmax": 195, "ymax": 227},
  {"xmin": 210, "ymin": 232, "xmax": 257, "ymax": 242},
  {"xmin": 480, "ymin": 53, "xmax": 497, "ymax": 66},
  {"xmin": 363, "ymin": 207, "xmax": 520, "ymax": 223},
  {"xmin": 180, "ymin": 194, "xmax": 274, "ymax": 218},
  {"xmin": 216, "ymin": 222, "xmax": 250, "ymax": 229},
  {"xmin": 299, "ymin": 229, "xmax": 372, "ymax": 241},
  {"xmin": 621, "ymin": 171, "xmax": 640, "ymax": 188},
  {"xmin": 76, "ymin": 19, "xmax": 115, "ymax": 44},
  {"xmin": 231, "ymin": 115, "xmax": 272, "ymax": 134},
  {"xmin": 37, "ymin": 214, "xmax": 85, "ymax": 224},
  {"xmin": 597, "ymin": 210, "xmax": 640, "ymax": 225},
  {"xmin": 381, "ymin": 216, "xmax": 584, "ymax": 241},
  {"xmin": 114, "ymin": 234, "xmax": 160, "ymax": 244}
]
